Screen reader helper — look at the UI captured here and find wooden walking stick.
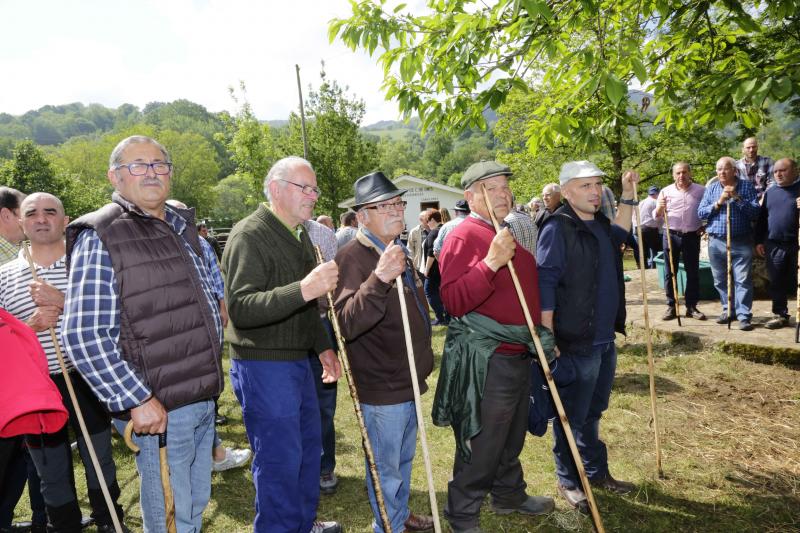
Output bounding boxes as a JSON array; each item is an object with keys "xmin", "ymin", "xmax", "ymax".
[
  {"xmin": 726, "ymin": 200, "xmax": 733, "ymax": 330},
  {"xmin": 480, "ymin": 185, "xmax": 606, "ymax": 532},
  {"xmin": 395, "ymin": 275, "xmax": 442, "ymax": 533},
  {"xmin": 662, "ymin": 204, "xmax": 682, "ymax": 326},
  {"xmin": 796, "ymin": 219, "xmax": 800, "ymax": 343},
  {"xmin": 313, "ymin": 247, "xmax": 392, "ymax": 532},
  {"xmin": 632, "ymin": 182, "xmax": 665, "ymax": 478},
  {"xmin": 21, "ymin": 243, "xmax": 124, "ymax": 533},
  {"xmin": 123, "ymin": 423, "xmax": 176, "ymax": 533}
]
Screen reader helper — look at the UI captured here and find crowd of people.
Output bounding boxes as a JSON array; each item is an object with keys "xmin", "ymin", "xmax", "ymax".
[{"xmin": 0, "ymin": 132, "xmax": 797, "ymax": 533}]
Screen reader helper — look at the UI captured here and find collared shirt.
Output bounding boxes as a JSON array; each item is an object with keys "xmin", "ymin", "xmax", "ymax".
[
  {"xmin": 304, "ymin": 219, "xmax": 338, "ymax": 262},
  {"xmin": 335, "ymin": 225, "xmax": 358, "ymax": 249},
  {"xmin": 0, "ymin": 235, "xmax": 19, "ymax": 266},
  {"xmin": 637, "ymin": 196, "xmax": 660, "ymax": 229},
  {"xmin": 736, "ymin": 155, "xmax": 774, "ymax": 198},
  {"xmin": 200, "ymin": 237, "xmax": 225, "ymax": 300},
  {"xmin": 61, "ymin": 205, "xmax": 223, "ymax": 413},
  {"xmin": 655, "ymin": 182, "xmax": 705, "ymax": 233},
  {"xmin": 697, "ymin": 179, "xmax": 760, "ymax": 239},
  {"xmin": 0, "ymin": 251, "xmax": 72, "ymax": 374},
  {"xmin": 504, "ymin": 209, "xmax": 538, "ymax": 255},
  {"xmin": 432, "ymin": 215, "xmax": 466, "ymax": 256}
]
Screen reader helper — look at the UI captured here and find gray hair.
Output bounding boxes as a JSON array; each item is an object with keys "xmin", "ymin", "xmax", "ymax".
[
  {"xmin": 109, "ymin": 135, "xmax": 171, "ymax": 169},
  {"xmin": 672, "ymin": 161, "xmax": 691, "ymax": 173},
  {"xmin": 263, "ymin": 156, "xmax": 315, "ymax": 201},
  {"xmin": 542, "ymin": 183, "xmax": 561, "ymax": 194}
]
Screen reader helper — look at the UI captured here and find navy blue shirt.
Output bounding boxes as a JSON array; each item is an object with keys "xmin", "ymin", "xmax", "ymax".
[
  {"xmin": 755, "ymin": 180, "xmax": 800, "ymax": 244},
  {"xmin": 537, "ymin": 217, "xmax": 627, "ymax": 345}
]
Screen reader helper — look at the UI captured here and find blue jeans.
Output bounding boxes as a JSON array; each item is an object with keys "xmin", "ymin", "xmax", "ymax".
[
  {"xmin": 707, "ymin": 236, "xmax": 754, "ymax": 320},
  {"xmin": 552, "ymin": 342, "xmax": 617, "ymax": 489},
  {"xmin": 424, "ymin": 276, "xmax": 448, "ymax": 324},
  {"xmin": 361, "ymin": 402, "xmax": 417, "ymax": 533},
  {"xmin": 230, "ymin": 358, "xmax": 321, "ymax": 533},
  {"xmin": 113, "ymin": 400, "xmax": 214, "ymax": 533},
  {"xmin": 310, "ymin": 317, "xmax": 338, "ymax": 475}
]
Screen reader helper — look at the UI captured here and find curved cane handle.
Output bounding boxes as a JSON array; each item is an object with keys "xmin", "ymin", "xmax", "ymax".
[{"xmin": 123, "ymin": 421, "xmax": 140, "ymax": 454}]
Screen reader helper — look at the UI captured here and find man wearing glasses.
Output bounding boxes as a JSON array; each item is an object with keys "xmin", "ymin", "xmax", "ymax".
[
  {"xmin": 222, "ymin": 156, "xmax": 342, "ymax": 533},
  {"xmin": 62, "ymin": 135, "xmax": 224, "ymax": 532},
  {"xmin": 332, "ymin": 172, "xmax": 435, "ymax": 533}
]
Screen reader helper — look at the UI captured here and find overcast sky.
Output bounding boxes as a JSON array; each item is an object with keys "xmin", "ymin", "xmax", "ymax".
[{"xmin": 0, "ymin": 0, "xmax": 408, "ymax": 125}]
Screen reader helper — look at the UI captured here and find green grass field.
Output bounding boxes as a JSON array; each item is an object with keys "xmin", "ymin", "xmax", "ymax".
[{"xmin": 13, "ymin": 327, "xmax": 800, "ymax": 532}]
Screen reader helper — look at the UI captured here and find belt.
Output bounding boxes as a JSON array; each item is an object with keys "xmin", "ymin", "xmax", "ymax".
[{"xmin": 667, "ymin": 229, "xmax": 698, "ymax": 236}]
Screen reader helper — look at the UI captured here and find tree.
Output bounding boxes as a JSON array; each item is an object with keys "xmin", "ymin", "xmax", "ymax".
[
  {"xmin": 330, "ymin": 0, "xmax": 800, "ymax": 186},
  {"xmin": 280, "ymin": 68, "xmax": 379, "ymax": 216},
  {"xmin": 210, "ymin": 174, "xmax": 260, "ymax": 226}
]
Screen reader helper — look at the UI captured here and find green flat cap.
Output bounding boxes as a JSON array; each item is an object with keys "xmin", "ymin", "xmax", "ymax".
[{"xmin": 461, "ymin": 160, "xmax": 512, "ymax": 190}]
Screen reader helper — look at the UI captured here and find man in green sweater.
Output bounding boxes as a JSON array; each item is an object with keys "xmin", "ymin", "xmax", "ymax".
[{"xmin": 222, "ymin": 156, "xmax": 342, "ymax": 533}]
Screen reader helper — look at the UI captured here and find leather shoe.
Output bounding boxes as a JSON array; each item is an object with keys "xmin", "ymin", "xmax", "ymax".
[
  {"xmin": 491, "ymin": 494, "xmax": 554, "ymax": 516},
  {"xmin": 557, "ymin": 483, "xmax": 589, "ymax": 514},
  {"xmin": 685, "ymin": 307, "xmax": 706, "ymax": 320},
  {"xmin": 661, "ymin": 306, "xmax": 677, "ymax": 320},
  {"xmin": 590, "ymin": 474, "xmax": 636, "ymax": 494},
  {"xmin": 716, "ymin": 312, "xmax": 729, "ymax": 324},
  {"xmin": 404, "ymin": 512, "xmax": 434, "ymax": 532},
  {"xmin": 739, "ymin": 320, "xmax": 754, "ymax": 331}
]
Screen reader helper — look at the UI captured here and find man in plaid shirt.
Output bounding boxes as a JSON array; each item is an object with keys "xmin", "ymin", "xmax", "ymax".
[{"xmin": 736, "ymin": 137, "xmax": 774, "ymax": 200}]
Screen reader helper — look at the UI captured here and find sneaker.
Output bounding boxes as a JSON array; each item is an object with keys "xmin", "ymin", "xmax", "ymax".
[
  {"xmin": 661, "ymin": 307, "xmax": 677, "ymax": 321},
  {"xmin": 212, "ymin": 447, "xmax": 252, "ymax": 472},
  {"xmin": 310, "ymin": 521, "xmax": 341, "ymax": 533},
  {"xmin": 739, "ymin": 320, "xmax": 754, "ymax": 331},
  {"xmin": 491, "ymin": 494, "xmax": 555, "ymax": 516},
  {"xmin": 716, "ymin": 312, "xmax": 729, "ymax": 325},
  {"xmin": 556, "ymin": 483, "xmax": 589, "ymax": 514},
  {"xmin": 765, "ymin": 315, "xmax": 789, "ymax": 329},
  {"xmin": 590, "ymin": 474, "xmax": 636, "ymax": 494},
  {"xmin": 319, "ymin": 471, "xmax": 338, "ymax": 495},
  {"xmin": 685, "ymin": 307, "xmax": 706, "ymax": 320}
]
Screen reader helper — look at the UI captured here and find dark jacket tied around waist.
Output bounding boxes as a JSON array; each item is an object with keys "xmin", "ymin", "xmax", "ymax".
[{"xmin": 66, "ymin": 193, "xmax": 223, "ymax": 415}]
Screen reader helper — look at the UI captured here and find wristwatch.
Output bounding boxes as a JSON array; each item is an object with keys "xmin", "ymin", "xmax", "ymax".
[{"xmin": 619, "ymin": 197, "xmax": 637, "ymax": 206}]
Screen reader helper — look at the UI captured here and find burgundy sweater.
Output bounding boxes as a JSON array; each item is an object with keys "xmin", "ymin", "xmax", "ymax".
[{"xmin": 439, "ymin": 216, "xmax": 541, "ymax": 354}]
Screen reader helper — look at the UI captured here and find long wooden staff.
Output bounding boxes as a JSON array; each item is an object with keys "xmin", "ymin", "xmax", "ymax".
[
  {"xmin": 395, "ymin": 273, "xmax": 442, "ymax": 533},
  {"xmin": 123, "ymin": 422, "xmax": 176, "ymax": 533},
  {"xmin": 632, "ymin": 182, "xmax": 664, "ymax": 478},
  {"xmin": 726, "ymin": 201, "xmax": 733, "ymax": 330},
  {"xmin": 796, "ymin": 215, "xmax": 800, "ymax": 343},
  {"xmin": 480, "ymin": 185, "xmax": 605, "ymax": 532},
  {"xmin": 22, "ymin": 243, "xmax": 123, "ymax": 533},
  {"xmin": 313, "ymin": 247, "xmax": 392, "ymax": 532},
  {"xmin": 662, "ymin": 204, "xmax": 682, "ymax": 326}
]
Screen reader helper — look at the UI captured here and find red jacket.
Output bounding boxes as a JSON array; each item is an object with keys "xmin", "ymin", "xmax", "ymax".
[{"xmin": 0, "ymin": 308, "xmax": 67, "ymax": 437}]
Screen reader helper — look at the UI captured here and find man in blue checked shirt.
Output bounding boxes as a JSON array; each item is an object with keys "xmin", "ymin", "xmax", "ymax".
[
  {"xmin": 697, "ymin": 156, "xmax": 760, "ymax": 331},
  {"xmin": 62, "ymin": 136, "xmax": 224, "ymax": 533}
]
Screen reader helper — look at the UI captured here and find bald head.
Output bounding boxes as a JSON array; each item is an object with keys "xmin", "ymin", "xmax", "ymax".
[
  {"xmin": 742, "ymin": 137, "xmax": 759, "ymax": 162},
  {"xmin": 19, "ymin": 192, "xmax": 68, "ymax": 246},
  {"xmin": 773, "ymin": 158, "xmax": 798, "ymax": 187},
  {"xmin": 21, "ymin": 192, "xmax": 65, "ymax": 216}
]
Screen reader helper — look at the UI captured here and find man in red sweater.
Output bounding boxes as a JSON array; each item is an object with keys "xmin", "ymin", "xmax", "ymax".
[{"xmin": 437, "ymin": 161, "xmax": 554, "ymax": 533}]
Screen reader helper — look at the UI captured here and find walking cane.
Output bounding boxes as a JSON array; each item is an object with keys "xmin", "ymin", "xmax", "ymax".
[
  {"xmin": 632, "ymin": 182, "xmax": 665, "ymax": 478},
  {"xmin": 313, "ymin": 247, "xmax": 392, "ymax": 532},
  {"xmin": 395, "ymin": 274, "xmax": 442, "ymax": 533},
  {"xmin": 21, "ymin": 243, "xmax": 124, "ymax": 533},
  {"xmin": 796, "ymin": 218, "xmax": 800, "ymax": 343},
  {"xmin": 662, "ymin": 204, "xmax": 682, "ymax": 327},
  {"xmin": 480, "ymin": 185, "xmax": 605, "ymax": 533},
  {"xmin": 123, "ymin": 422, "xmax": 176, "ymax": 533},
  {"xmin": 726, "ymin": 200, "xmax": 733, "ymax": 330}
]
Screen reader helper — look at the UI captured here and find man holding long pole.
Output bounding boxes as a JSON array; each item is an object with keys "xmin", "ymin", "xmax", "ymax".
[
  {"xmin": 697, "ymin": 156, "xmax": 760, "ymax": 331},
  {"xmin": 333, "ymin": 171, "xmax": 435, "ymax": 533},
  {"xmin": 536, "ymin": 161, "xmax": 638, "ymax": 512},
  {"xmin": 1, "ymin": 193, "xmax": 127, "ymax": 532},
  {"xmin": 434, "ymin": 161, "xmax": 554, "ymax": 533}
]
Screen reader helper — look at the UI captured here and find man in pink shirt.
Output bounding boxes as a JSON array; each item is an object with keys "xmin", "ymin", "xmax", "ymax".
[{"xmin": 654, "ymin": 162, "xmax": 707, "ymax": 320}]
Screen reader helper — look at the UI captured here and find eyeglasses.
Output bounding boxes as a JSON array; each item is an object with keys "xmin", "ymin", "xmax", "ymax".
[
  {"xmin": 362, "ymin": 200, "xmax": 407, "ymax": 213},
  {"xmin": 278, "ymin": 178, "xmax": 320, "ymax": 196},
  {"xmin": 115, "ymin": 162, "xmax": 173, "ymax": 176}
]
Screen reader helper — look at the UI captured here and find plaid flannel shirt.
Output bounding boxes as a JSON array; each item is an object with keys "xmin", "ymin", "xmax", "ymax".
[
  {"xmin": 61, "ymin": 206, "xmax": 222, "ymax": 413},
  {"xmin": 736, "ymin": 155, "xmax": 773, "ymax": 198},
  {"xmin": 697, "ymin": 179, "xmax": 760, "ymax": 239}
]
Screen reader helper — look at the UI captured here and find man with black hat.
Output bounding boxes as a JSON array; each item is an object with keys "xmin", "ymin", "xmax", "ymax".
[
  {"xmin": 434, "ymin": 161, "xmax": 554, "ymax": 533},
  {"xmin": 536, "ymin": 160, "xmax": 638, "ymax": 513},
  {"xmin": 636, "ymin": 185, "xmax": 662, "ymax": 268},
  {"xmin": 333, "ymin": 171, "xmax": 435, "ymax": 533},
  {"xmin": 433, "ymin": 199, "xmax": 470, "ymax": 257}
]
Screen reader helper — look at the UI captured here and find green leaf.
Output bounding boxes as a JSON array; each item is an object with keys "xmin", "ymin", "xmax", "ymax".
[
  {"xmin": 393, "ymin": 3, "xmax": 407, "ymax": 13},
  {"xmin": 605, "ymin": 74, "xmax": 627, "ymax": 106},
  {"xmin": 772, "ymin": 77, "xmax": 793, "ymax": 100},
  {"xmin": 631, "ymin": 58, "xmax": 647, "ymax": 84}
]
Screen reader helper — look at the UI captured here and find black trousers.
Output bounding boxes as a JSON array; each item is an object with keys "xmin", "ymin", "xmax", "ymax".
[
  {"xmin": 663, "ymin": 230, "xmax": 701, "ymax": 308},
  {"xmin": 765, "ymin": 240, "xmax": 798, "ymax": 317},
  {"xmin": 445, "ymin": 353, "xmax": 531, "ymax": 530}
]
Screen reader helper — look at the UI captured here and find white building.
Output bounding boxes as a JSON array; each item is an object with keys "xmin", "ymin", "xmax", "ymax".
[{"xmin": 338, "ymin": 174, "xmax": 465, "ymax": 231}]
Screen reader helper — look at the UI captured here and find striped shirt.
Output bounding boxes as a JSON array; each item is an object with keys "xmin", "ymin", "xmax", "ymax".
[
  {"xmin": 0, "ymin": 251, "xmax": 72, "ymax": 374},
  {"xmin": 61, "ymin": 205, "xmax": 222, "ymax": 414}
]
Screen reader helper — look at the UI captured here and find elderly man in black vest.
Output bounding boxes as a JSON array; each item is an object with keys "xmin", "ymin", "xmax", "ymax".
[{"xmin": 62, "ymin": 135, "xmax": 224, "ymax": 533}]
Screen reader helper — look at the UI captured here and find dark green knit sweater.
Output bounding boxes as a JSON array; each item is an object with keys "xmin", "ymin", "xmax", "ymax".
[{"xmin": 221, "ymin": 204, "xmax": 331, "ymax": 360}]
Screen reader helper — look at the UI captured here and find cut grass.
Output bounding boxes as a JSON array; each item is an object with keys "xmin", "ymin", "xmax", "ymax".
[{"xmin": 14, "ymin": 328, "xmax": 800, "ymax": 532}]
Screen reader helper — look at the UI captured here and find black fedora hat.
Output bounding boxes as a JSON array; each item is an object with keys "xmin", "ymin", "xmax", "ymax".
[{"xmin": 352, "ymin": 171, "xmax": 406, "ymax": 210}]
